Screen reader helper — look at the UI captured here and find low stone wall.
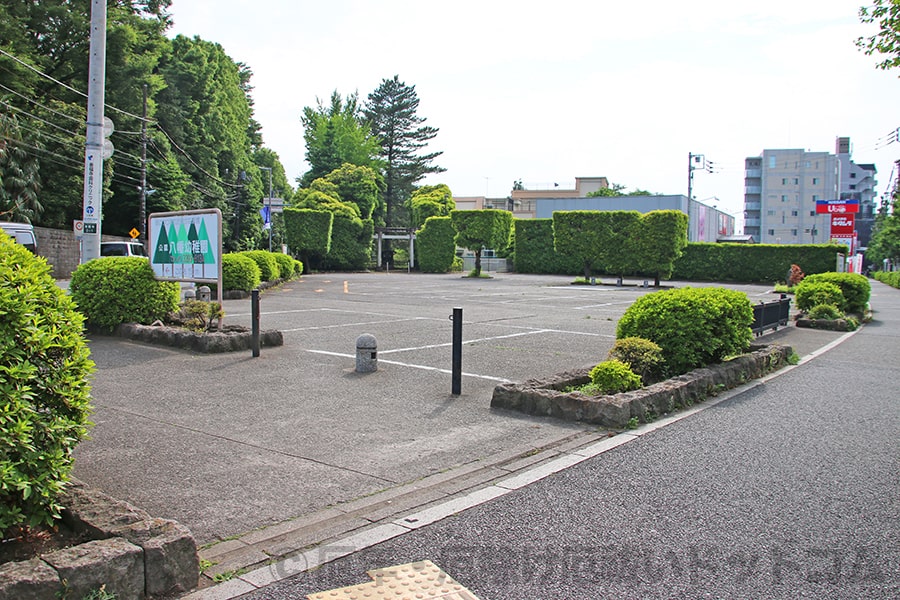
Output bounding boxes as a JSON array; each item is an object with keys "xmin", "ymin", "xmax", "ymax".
[
  {"xmin": 115, "ymin": 323, "xmax": 284, "ymax": 353},
  {"xmin": 0, "ymin": 480, "xmax": 198, "ymax": 599},
  {"xmin": 34, "ymin": 226, "xmax": 133, "ymax": 279},
  {"xmin": 491, "ymin": 344, "xmax": 794, "ymax": 428}
]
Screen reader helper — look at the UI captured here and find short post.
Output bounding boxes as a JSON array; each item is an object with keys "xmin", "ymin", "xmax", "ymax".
[
  {"xmin": 251, "ymin": 289, "xmax": 260, "ymax": 358},
  {"xmin": 198, "ymin": 285, "xmax": 211, "ymax": 302},
  {"xmin": 356, "ymin": 334, "xmax": 377, "ymax": 373},
  {"xmin": 451, "ymin": 307, "xmax": 462, "ymax": 395}
]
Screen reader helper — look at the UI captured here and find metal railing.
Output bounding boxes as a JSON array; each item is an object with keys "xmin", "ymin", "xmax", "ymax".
[{"xmin": 752, "ymin": 295, "xmax": 791, "ymax": 336}]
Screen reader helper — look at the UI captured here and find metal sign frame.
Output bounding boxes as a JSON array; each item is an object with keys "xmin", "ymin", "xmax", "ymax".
[{"xmin": 148, "ymin": 209, "xmax": 223, "ymax": 311}]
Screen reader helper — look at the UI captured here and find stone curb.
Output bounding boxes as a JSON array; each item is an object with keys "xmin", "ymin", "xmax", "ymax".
[
  {"xmin": 490, "ymin": 344, "xmax": 795, "ymax": 428},
  {"xmin": 115, "ymin": 323, "xmax": 284, "ymax": 353},
  {"xmin": 0, "ymin": 479, "xmax": 199, "ymax": 600}
]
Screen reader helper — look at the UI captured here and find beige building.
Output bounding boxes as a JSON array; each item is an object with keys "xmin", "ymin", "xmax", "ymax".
[{"xmin": 455, "ymin": 176, "xmax": 611, "ymax": 219}]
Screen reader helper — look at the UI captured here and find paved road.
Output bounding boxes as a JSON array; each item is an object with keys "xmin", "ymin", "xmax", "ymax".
[{"xmin": 234, "ymin": 280, "xmax": 900, "ymax": 599}]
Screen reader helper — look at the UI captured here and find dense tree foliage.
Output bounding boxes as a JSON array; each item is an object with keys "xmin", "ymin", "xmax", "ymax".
[
  {"xmin": 300, "ymin": 91, "xmax": 382, "ymax": 188},
  {"xmin": 858, "ymin": 0, "xmax": 900, "ymax": 73},
  {"xmin": 365, "ymin": 75, "xmax": 444, "ymax": 227},
  {"xmin": 451, "ymin": 209, "xmax": 512, "ymax": 277},
  {"xmin": 410, "ymin": 184, "xmax": 454, "ymax": 229},
  {"xmin": 867, "ymin": 193, "xmax": 900, "ymax": 266},
  {"xmin": 0, "ymin": 0, "xmax": 288, "ymax": 251}
]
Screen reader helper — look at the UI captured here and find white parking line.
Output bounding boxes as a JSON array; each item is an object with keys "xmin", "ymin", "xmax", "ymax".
[{"xmin": 304, "ymin": 350, "xmax": 512, "ymax": 383}]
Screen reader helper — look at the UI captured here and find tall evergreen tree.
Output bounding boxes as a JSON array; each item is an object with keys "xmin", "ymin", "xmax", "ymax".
[
  {"xmin": 364, "ymin": 75, "xmax": 444, "ymax": 227},
  {"xmin": 300, "ymin": 91, "xmax": 381, "ymax": 187}
]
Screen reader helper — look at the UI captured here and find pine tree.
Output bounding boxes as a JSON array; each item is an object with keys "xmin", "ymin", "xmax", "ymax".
[{"xmin": 364, "ymin": 75, "xmax": 444, "ymax": 227}]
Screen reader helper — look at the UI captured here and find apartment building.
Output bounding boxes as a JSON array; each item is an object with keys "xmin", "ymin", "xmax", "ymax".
[{"xmin": 744, "ymin": 137, "xmax": 877, "ymax": 246}]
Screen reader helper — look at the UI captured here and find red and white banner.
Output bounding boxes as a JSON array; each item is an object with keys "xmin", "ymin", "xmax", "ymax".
[{"xmin": 830, "ymin": 213, "xmax": 855, "ymax": 236}]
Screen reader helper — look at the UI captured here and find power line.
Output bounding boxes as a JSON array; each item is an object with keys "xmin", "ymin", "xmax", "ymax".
[
  {"xmin": 0, "ymin": 47, "xmax": 153, "ymax": 123},
  {"xmin": 0, "ymin": 99, "xmax": 82, "ymax": 138}
]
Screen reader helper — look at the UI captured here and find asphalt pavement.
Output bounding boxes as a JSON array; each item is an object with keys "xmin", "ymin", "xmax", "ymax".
[
  {"xmin": 223, "ymin": 278, "xmax": 897, "ymax": 599},
  {"xmin": 70, "ymin": 273, "xmax": 899, "ymax": 597}
]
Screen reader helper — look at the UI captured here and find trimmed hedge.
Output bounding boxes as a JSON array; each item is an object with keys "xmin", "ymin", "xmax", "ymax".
[
  {"xmin": 874, "ymin": 271, "xmax": 900, "ymax": 288},
  {"xmin": 802, "ymin": 272, "xmax": 870, "ymax": 314},
  {"xmin": 417, "ymin": 216, "xmax": 457, "ymax": 273},
  {"xmin": 70, "ymin": 257, "xmax": 180, "ymax": 331},
  {"xmin": 271, "ymin": 252, "xmax": 297, "ymax": 279},
  {"xmin": 616, "ymin": 287, "xmax": 754, "ymax": 375},
  {"xmin": 0, "ymin": 235, "xmax": 94, "ymax": 533},
  {"xmin": 512, "ymin": 219, "xmax": 582, "ymax": 275},
  {"xmin": 323, "ymin": 216, "xmax": 374, "ymax": 271},
  {"xmin": 671, "ymin": 243, "xmax": 847, "ymax": 283},
  {"xmin": 240, "ymin": 250, "xmax": 280, "ymax": 281},
  {"xmin": 283, "ymin": 208, "xmax": 333, "ymax": 271},
  {"xmin": 222, "ymin": 253, "xmax": 261, "ymax": 292}
]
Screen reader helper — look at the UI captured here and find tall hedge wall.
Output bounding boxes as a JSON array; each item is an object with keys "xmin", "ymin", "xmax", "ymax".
[
  {"xmin": 513, "ymin": 219, "xmax": 581, "ymax": 274},
  {"xmin": 512, "ymin": 220, "xmax": 846, "ymax": 284},
  {"xmin": 417, "ymin": 216, "xmax": 457, "ymax": 273},
  {"xmin": 671, "ymin": 243, "xmax": 847, "ymax": 282}
]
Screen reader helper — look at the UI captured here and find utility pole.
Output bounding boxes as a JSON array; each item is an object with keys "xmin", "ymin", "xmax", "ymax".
[
  {"xmin": 80, "ymin": 0, "xmax": 107, "ymax": 263},
  {"xmin": 140, "ymin": 83, "xmax": 148, "ymax": 245}
]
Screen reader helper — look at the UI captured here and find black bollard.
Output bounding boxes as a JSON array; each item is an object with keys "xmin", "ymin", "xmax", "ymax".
[
  {"xmin": 251, "ymin": 289, "xmax": 260, "ymax": 358},
  {"xmin": 451, "ymin": 307, "xmax": 462, "ymax": 395}
]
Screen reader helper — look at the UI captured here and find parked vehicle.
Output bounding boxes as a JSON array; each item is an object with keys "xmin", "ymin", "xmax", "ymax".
[
  {"xmin": 100, "ymin": 241, "xmax": 147, "ymax": 258},
  {"xmin": 0, "ymin": 221, "xmax": 38, "ymax": 253}
]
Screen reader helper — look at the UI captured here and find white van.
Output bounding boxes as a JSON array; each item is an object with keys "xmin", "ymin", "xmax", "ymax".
[
  {"xmin": 100, "ymin": 241, "xmax": 147, "ymax": 258},
  {"xmin": 0, "ymin": 222, "xmax": 38, "ymax": 253}
]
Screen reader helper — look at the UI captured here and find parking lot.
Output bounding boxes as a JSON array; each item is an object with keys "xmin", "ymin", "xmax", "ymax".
[{"xmin": 75, "ymin": 272, "xmax": 780, "ymax": 544}]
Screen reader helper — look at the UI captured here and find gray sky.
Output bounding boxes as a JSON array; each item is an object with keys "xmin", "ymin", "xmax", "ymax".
[{"xmin": 168, "ymin": 0, "xmax": 899, "ymax": 228}]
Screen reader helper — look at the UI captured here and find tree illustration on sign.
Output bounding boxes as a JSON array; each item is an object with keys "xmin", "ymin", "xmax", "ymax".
[{"xmin": 153, "ymin": 222, "xmax": 172, "ymax": 264}]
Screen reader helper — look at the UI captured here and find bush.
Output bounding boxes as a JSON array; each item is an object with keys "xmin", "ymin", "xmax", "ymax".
[
  {"xmin": 807, "ymin": 304, "xmax": 844, "ymax": 320},
  {"xmin": 788, "ymin": 264, "xmax": 805, "ymax": 286},
  {"xmin": 608, "ymin": 337, "xmax": 665, "ymax": 384},
  {"xmin": 271, "ymin": 252, "xmax": 296, "ymax": 279},
  {"xmin": 70, "ymin": 257, "xmax": 180, "ymax": 331},
  {"xmin": 616, "ymin": 287, "xmax": 754, "ymax": 375},
  {"xmin": 417, "ymin": 216, "xmax": 457, "ymax": 273},
  {"xmin": 589, "ymin": 360, "xmax": 643, "ymax": 393},
  {"xmin": 222, "ymin": 253, "xmax": 261, "ymax": 291},
  {"xmin": 672, "ymin": 243, "xmax": 847, "ymax": 283},
  {"xmin": 794, "ymin": 281, "xmax": 844, "ymax": 312},
  {"xmin": 0, "ymin": 235, "xmax": 94, "ymax": 533},
  {"xmin": 512, "ymin": 219, "xmax": 582, "ymax": 275},
  {"xmin": 874, "ymin": 270, "xmax": 900, "ymax": 288},
  {"xmin": 240, "ymin": 250, "xmax": 280, "ymax": 281},
  {"xmin": 802, "ymin": 272, "xmax": 870, "ymax": 314}
]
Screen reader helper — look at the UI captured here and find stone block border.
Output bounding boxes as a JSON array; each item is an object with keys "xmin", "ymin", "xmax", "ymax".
[
  {"xmin": 0, "ymin": 480, "xmax": 199, "ymax": 599},
  {"xmin": 491, "ymin": 344, "xmax": 794, "ymax": 428},
  {"xmin": 114, "ymin": 323, "xmax": 284, "ymax": 353}
]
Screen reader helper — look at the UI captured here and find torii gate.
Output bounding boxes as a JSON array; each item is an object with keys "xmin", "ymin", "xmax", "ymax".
[{"xmin": 375, "ymin": 227, "xmax": 416, "ymax": 269}]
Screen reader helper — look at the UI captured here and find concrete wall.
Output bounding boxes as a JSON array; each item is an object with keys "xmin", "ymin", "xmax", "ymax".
[{"xmin": 34, "ymin": 226, "xmax": 136, "ymax": 279}]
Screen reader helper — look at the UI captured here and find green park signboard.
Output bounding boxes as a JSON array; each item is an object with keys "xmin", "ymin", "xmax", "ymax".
[{"xmin": 148, "ymin": 208, "xmax": 222, "ymax": 284}]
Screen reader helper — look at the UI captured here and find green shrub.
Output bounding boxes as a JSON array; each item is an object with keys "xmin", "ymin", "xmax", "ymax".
[
  {"xmin": 271, "ymin": 252, "xmax": 296, "ymax": 279},
  {"xmin": 608, "ymin": 337, "xmax": 665, "ymax": 384},
  {"xmin": 794, "ymin": 281, "xmax": 844, "ymax": 312},
  {"xmin": 240, "ymin": 250, "xmax": 280, "ymax": 281},
  {"xmin": 802, "ymin": 272, "xmax": 870, "ymax": 314},
  {"xmin": 616, "ymin": 287, "xmax": 754, "ymax": 375},
  {"xmin": 322, "ymin": 216, "xmax": 373, "ymax": 271},
  {"xmin": 672, "ymin": 243, "xmax": 847, "ymax": 283},
  {"xmin": 222, "ymin": 253, "xmax": 261, "ymax": 291},
  {"xmin": 70, "ymin": 257, "xmax": 180, "ymax": 331},
  {"xmin": 807, "ymin": 303, "xmax": 844, "ymax": 320},
  {"xmin": 874, "ymin": 270, "xmax": 900, "ymax": 288},
  {"xmin": 294, "ymin": 258, "xmax": 305, "ymax": 275},
  {"xmin": 589, "ymin": 360, "xmax": 643, "ymax": 393},
  {"xmin": 417, "ymin": 216, "xmax": 457, "ymax": 273},
  {"xmin": 0, "ymin": 235, "xmax": 94, "ymax": 533}
]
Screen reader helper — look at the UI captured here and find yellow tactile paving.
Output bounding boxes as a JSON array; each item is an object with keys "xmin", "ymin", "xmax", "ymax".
[{"xmin": 306, "ymin": 560, "xmax": 481, "ymax": 600}]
